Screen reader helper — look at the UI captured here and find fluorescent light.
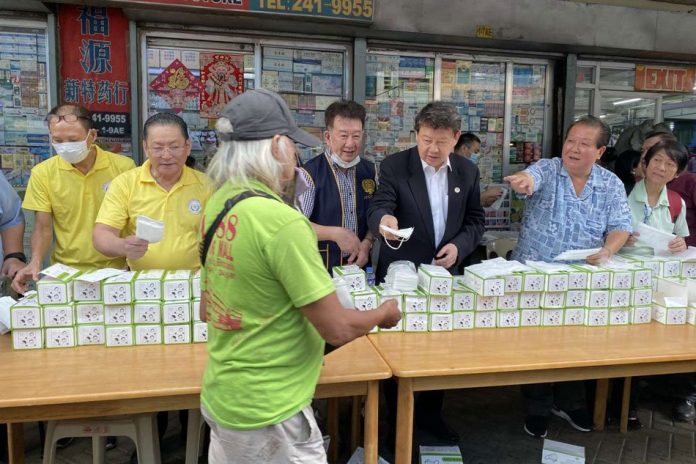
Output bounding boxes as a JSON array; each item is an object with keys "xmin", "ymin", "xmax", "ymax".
[
  {"xmin": 599, "ymin": 115, "xmax": 607, "ymax": 119},
  {"xmin": 612, "ymin": 98, "xmax": 641, "ymax": 106}
]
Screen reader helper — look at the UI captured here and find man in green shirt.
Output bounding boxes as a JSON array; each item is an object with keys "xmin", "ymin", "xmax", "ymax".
[{"xmin": 199, "ymin": 89, "xmax": 400, "ymax": 463}]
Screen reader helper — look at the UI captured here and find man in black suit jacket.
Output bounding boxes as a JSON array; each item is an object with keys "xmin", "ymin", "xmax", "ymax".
[{"xmin": 367, "ymin": 101, "xmax": 485, "ymax": 445}]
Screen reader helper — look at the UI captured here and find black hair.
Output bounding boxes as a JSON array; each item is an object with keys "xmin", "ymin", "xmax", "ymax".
[
  {"xmin": 642, "ymin": 130, "xmax": 677, "ymax": 147},
  {"xmin": 47, "ymin": 104, "xmax": 94, "ymax": 131},
  {"xmin": 614, "ymin": 150, "xmax": 641, "ymax": 194},
  {"xmin": 455, "ymin": 132, "xmax": 481, "ymax": 152},
  {"xmin": 415, "ymin": 101, "xmax": 461, "ymax": 134},
  {"xmin": 643, "ymin": 140, "xmax": 688, "ymax": 174},
  {"xmin": 324, "ymin": 100, "xmax": 366, "ymax": 128},
  {"xmin": 567, "ymin": 115, "xmax": 610, "ymax": 148},
  {"xmin": 143, "ymin": 112, "xmax": 189, "ymax": 140}
]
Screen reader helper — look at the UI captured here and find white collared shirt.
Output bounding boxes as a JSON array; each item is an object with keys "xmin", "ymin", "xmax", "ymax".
[{"xmin": 421, "ymin": 158, "xmax": 451, "ymax": 246}]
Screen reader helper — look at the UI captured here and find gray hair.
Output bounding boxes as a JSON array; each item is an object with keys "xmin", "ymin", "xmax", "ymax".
[
  {"xmin": 414, "ymin": 101, "xmax": 462, "ymax": 134},
  {"xmin": 207, "ymin": 117, "xmax": 293, "ymax": 193},
  {"xmin": 567, "ymin": 115, "xmax": 610, "ymax": 148}
]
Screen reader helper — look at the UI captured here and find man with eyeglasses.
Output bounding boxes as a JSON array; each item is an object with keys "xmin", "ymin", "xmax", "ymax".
[
  {"xmin": 12, "ymin": 104, "xmax": 135, "ymax": 293},
  {"xmin": 93, "ymin": 112, "xmax": 212, "ymax": 271},
  {"xmin": 296, "ymin": 100, "xmax": 377, "ymax": 272}
]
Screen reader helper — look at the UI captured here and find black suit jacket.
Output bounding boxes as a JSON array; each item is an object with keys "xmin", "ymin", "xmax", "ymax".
[{"xmin": 367, "ymin": 147, "xmax": 485, "ymax": 283}]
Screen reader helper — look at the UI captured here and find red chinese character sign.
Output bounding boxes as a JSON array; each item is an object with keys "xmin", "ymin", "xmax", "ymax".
[
  {"xmin": 149, "ymin": 59, "xmax": 202, "ymax": 113},
  {"xmin": 58, "ymin": 5, "xmax": 131, "ymax": 149},
  {"xmin": 200, "ymin": 53, "xmax": 244, "ymax": 119}
]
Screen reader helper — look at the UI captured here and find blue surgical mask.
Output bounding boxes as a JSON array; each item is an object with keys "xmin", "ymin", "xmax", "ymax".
[{"xmin": 469, "ymin": 153, "xmax": 479, "ymax": 164}]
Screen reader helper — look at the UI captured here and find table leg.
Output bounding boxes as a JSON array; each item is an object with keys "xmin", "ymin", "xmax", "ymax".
[
  {"xmin": 8, "ymin": 423, "xmax": 24, "ymax": 464},
  {"xmin": 351, "ymin": 396, "xmax": 361, "ymax": 452},
  {"xmin": 364, "ymin": 381, "xmax": 379, "ymax": 464},
  {"xmin": 620, "ymin": 377, "xmax": 632, "ymax": 434},
  {"xmin": 327, "ymin": 398, "xmax": 339, "ymax": 464},
  {"xmin": 395, "ymin": 378, "xmax": 414, "ymax": 464},
  {"xmin": 593, "ymin": 378, "xmax": 609, "ymax": 431}
]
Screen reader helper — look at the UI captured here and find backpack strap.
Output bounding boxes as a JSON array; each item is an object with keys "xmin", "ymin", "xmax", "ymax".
[
  {"xmin": 200, "ymin": 191, "xmax": 276, "ymax": 266},
  {"xmin": 666, "ymin": 189, "xmax": 683, "ymax": 224}
]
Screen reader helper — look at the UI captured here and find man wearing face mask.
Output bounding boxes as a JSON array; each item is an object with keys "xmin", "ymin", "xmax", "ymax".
[
  {"xmin": 296, "ymin": 100, "xmax": 376, "ymax": 272},
  {"xmin": 454, "ymin": 133, "xmax": 504, "ymax": 207},
  {"xmin": 13, "ymin": 104, "xmax": 135, "ymax": 293}
]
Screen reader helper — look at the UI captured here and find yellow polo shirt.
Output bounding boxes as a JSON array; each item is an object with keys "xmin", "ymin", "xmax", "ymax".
[
  {"xmin": 22, "ymin": 146, "xmax": 135, "ymax": 271},
  {"xmin": 95, "ymin": 160, "xmax": 212, "ymax": 271}
]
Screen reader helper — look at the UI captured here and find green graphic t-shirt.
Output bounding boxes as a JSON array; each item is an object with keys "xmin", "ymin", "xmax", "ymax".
[{"xmin": 200, "ymin": 180, "xmax": 334, "ymax": 429}]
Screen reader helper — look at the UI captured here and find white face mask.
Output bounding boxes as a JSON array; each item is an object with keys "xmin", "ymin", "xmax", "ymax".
[
  {"xmin": 330, "ymin": 152, "xmax": 360, "ymax": 169},
  {"xmin": 52, "ymin": 134, "xmax": 91, "ymax": 164}
]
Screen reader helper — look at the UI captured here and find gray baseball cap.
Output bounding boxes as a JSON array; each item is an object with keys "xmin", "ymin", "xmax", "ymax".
[{"xmin": 218, "ymin": 88, "xmax": 322, "ymax": 147}]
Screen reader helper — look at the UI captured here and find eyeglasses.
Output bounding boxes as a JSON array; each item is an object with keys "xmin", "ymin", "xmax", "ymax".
[
  {"xmin": 46, "ymin": 114, "xmax": 91, "ymax": 125},
  {"xmin": 149, "ymin": 146, "xmax": 185, "ymax": 156}
]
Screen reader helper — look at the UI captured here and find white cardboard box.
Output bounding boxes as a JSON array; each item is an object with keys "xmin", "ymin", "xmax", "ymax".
[
  {"xmin": 12, "ymin": 329, "xmax": 43, "ymax": 350},
  {"xmin": 75, "ymin": 303, "xmax": 105, "ymax": 324},
  {"xmin": 497, "ymin": 294, "xmax": 519, "ymax": 310},
  {"xmin": 588, "ymin": 290, "xmax": 610, "ymax": 308},
  {"xmin": 428, "ymin": 313, "xmax": 453, "ymax": 331},
  {"xmin": 103, "ymin": 272, "xmax": 137, "ymax": 305},
  {"xmin": 518, "ymin": 292, "xmax": 542, "ymax": 309},
  {"xmin": 73, "ymin": 279, "xmax": 102, "ymax": 302},
  {"xmin": 193, "ymin": 321, "xmax": 208, "ymax": 342},
  {"xmin": 542, "ymin": 439, "xmax": 584, "ymax": 464},
  {"xmin": 428, "ymin": 295, "xmax": 453, "ymax": 313},
  {"xmin": 134, "ymin": 303, "xmax": 162, "ymax": 324},
  {"xmin": 191, "ymin": 269, "xmax": 201, "ymax": 299},
  {"xmin": 134, "ymin": 269, "xmax": 165, "ymax": 301},
  {"xmin": 419, "ymin": 446, "xmax": 463, "ymax": 464},
  {"xmin": 452, "ymin": 288, "xmax": 475, "ymax": 311},
  {"xmin": 474, "ymin": 310, "xmax": 496, "ymax": 328},
  {"xmin": 77, "ymin": 325, "xmax": 105, "ymax": 346},
  {"xmin": 333, "ymin": 265, "xmax": 367, "ymax": 292},
  {"xmin": 631, "ymin": 306, "xmax": 652, "ymax": 324},
  {"xmin": 564, "ymin": 308, "xmax": 586, "ymax": 326},
  {"xmin": 652, "ymin": 305, "xmax": 687, "ymax": 325},
  {"xmin": 105, "ymin": 305, "xmax": 133, "ymax": 325},
  {"xmin": 106, "ymin": 325, "xmax": 134, "ymax": 347},
  {"xmin": 353, "ymin": 288, "xmax": 379, "ymax": 312},
  {"xmin": 45, "ymin": 327, "xmax": 76, "ymax": 348},
  {"xmin": 542, "ymin": 292, "xmax": 565, "ymax": 309},
  {"xmin": 584, "ymin": 308, "xmax": 609, "ymax": 326},
  {"xmin": 418, "ymin": 264, "xmax": 453, "ymax": 295},
  {"xmin": 163, "ymin": 270, "xmax": 192, "ymax": 301},
  {"xmin": 162, "ymin": 301, "xmax": 191, "ymax": 324},
  {"xmin": 497, "ymin": 309, "xmax": 521, "ymax": 328},
  {"xmin": 503, "ymin": 273, "xmax": 523, "ymax": 293},
  {"xmin": 520, "ymin": 308, "xmax": 542, "ymax": 327},
  {"xmin": 610, "ymin": 290, "xmax": 631, "ymax": 308},
  {"xmin": 37, "ymin": 276, "xmax": 74, "ymax": 305},
  {"xmin": 632, "ymin": 288, "xmax": 652, "ymax": 306},
  {"xmin": 452, "ymin": 311, "xmax": 474, "ymax": 329},
  {"xmin": 10, "ymin": 295, "xmax": 41, "ymax": 329},
  {"xmin": 403, "ymin": 289, "xmax": 428, "ymax": 313},
  {"xmin": 542, "ymin": 309, "xmax": 564, "ymax": 326},
  {"xmin": 404, "ymin": 313, "xmax": 428, "ymax": 332},
  {"xmin": 135, "ymin": 324, "xmax": 163, "ymax": 345},
  {"xmin": 474, "ymin": 295, "xmax": 497, "ymax": 311},
  {"xmin": 163, "ymin": 324, "xmax": 191, "ymax": 344},
  {"xmin": 565, "ymin": 290, "xmax": 587, "ymax": 308},
  {"xmin": 42, "ymin": 305, "xmax": 75, "ymax": 327},
  {"xmin": 192, "ymin": 300, "xmax": 202, "ymax": 322},
  {"xmin": 464, "ymin": 267, "xmax": 504, "ymax": 296},
  {"xmin": 609, "ymin": 308, "xmax": 631, "ymax": 325}
]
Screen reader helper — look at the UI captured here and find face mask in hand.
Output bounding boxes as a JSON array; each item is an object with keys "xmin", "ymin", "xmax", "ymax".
[
  {"xmin": 330, "ymin": 152, "xmax": 360, "ymax": 169},
  {"xmin": 52, "ymin": 134, "xmax": 91, "ymax": 164}
]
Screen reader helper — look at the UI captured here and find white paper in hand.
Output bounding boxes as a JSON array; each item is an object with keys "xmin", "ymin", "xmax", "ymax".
[
  {"xmin": 380, "ymin": 224, "xmax": 414, "ymax": 240},
  {"xmin": 553, "ymin": 248, "xmax": 602, "ymax": 261},
  {"xmin": 136, "ymin": 215, "xmax": 164, "ymax": 243},
  {"xmin": 634, "ymin": 222, "xmax": 676, "ymax": 255}
]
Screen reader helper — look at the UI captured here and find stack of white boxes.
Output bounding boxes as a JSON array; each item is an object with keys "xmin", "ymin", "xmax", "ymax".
[{"xmin": 10, "ymin": 265, "xmax": 206, "ymax": 350}]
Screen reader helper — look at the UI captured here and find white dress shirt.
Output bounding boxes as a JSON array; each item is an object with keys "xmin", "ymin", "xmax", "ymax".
[{"xmin": 421, "ymin": 158, "xmax": 451, "ymax": 246}]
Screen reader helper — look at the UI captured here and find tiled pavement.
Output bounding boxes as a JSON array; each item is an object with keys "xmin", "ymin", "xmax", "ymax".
[{"xmin": 5, "ymin": 384, "xmax": 695, "ymax": 463}]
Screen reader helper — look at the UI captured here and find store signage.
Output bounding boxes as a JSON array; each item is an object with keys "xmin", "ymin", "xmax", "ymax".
[
  {"xmin": 58, "ymin": 6, "xmax": 132, "ymax": 140},
  {"xmin": 111, "ymin": 0, "xmax": 374, "ymax": 21},
  {"xmin": 475, "ymin": 25, "xmax": 494, "ymax": 39},
  {"xmin": 635, "ymin": 64, "xmax": 696, "ymax": 93}
]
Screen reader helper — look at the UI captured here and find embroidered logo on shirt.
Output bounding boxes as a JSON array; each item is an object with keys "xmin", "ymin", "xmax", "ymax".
[
  {"xmin": 361, "ymin": 179, "xmax": 376, "ymax": 196},
  {"xmin": 188, "ymin": 199, "xmax": 202, "ymax": 214}
]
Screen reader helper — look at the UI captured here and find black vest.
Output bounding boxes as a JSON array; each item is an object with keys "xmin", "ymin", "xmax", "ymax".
[{"xmin": 301, "ymin": 154, "xmax": 376, "ymax": 272}]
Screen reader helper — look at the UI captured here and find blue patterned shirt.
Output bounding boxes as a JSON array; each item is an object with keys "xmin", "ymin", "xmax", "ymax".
[{"xmin": 511, "ymin": 158, "xmax": 633, "ymax": 263}]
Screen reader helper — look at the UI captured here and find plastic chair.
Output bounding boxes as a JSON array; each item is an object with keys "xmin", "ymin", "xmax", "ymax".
[
  {"xmin": 43, "ymin": 414, "xmax": 160, "ymax": 464},
  {"xmin": 485, "ymin": 238, "xmax": 518, "ymax": 260}
]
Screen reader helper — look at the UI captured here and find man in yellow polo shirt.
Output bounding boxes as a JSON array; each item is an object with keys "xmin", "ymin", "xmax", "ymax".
[
  {"xmin": 12, "ymin": 104, "xmax": 135, "ymax": 293},
  {"xmin": 93, "ymin": 112, "xmax": 211, "ymax": 271}
]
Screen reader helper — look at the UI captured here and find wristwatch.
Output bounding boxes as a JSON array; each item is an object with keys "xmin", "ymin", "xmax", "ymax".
[{"xmin": 4, "ymin": 252, "xmax": 27, "ymax": 263}]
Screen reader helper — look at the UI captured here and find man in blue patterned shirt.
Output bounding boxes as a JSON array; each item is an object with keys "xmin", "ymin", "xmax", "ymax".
[{"xmin": 505, "ymin": 115, "xmax": 632, "ymax": 438}]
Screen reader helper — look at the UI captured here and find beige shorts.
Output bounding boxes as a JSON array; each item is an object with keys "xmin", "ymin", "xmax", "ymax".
[{"xmin": 202, "ymin": 404, "xmax": 327, "ymax": 464}]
